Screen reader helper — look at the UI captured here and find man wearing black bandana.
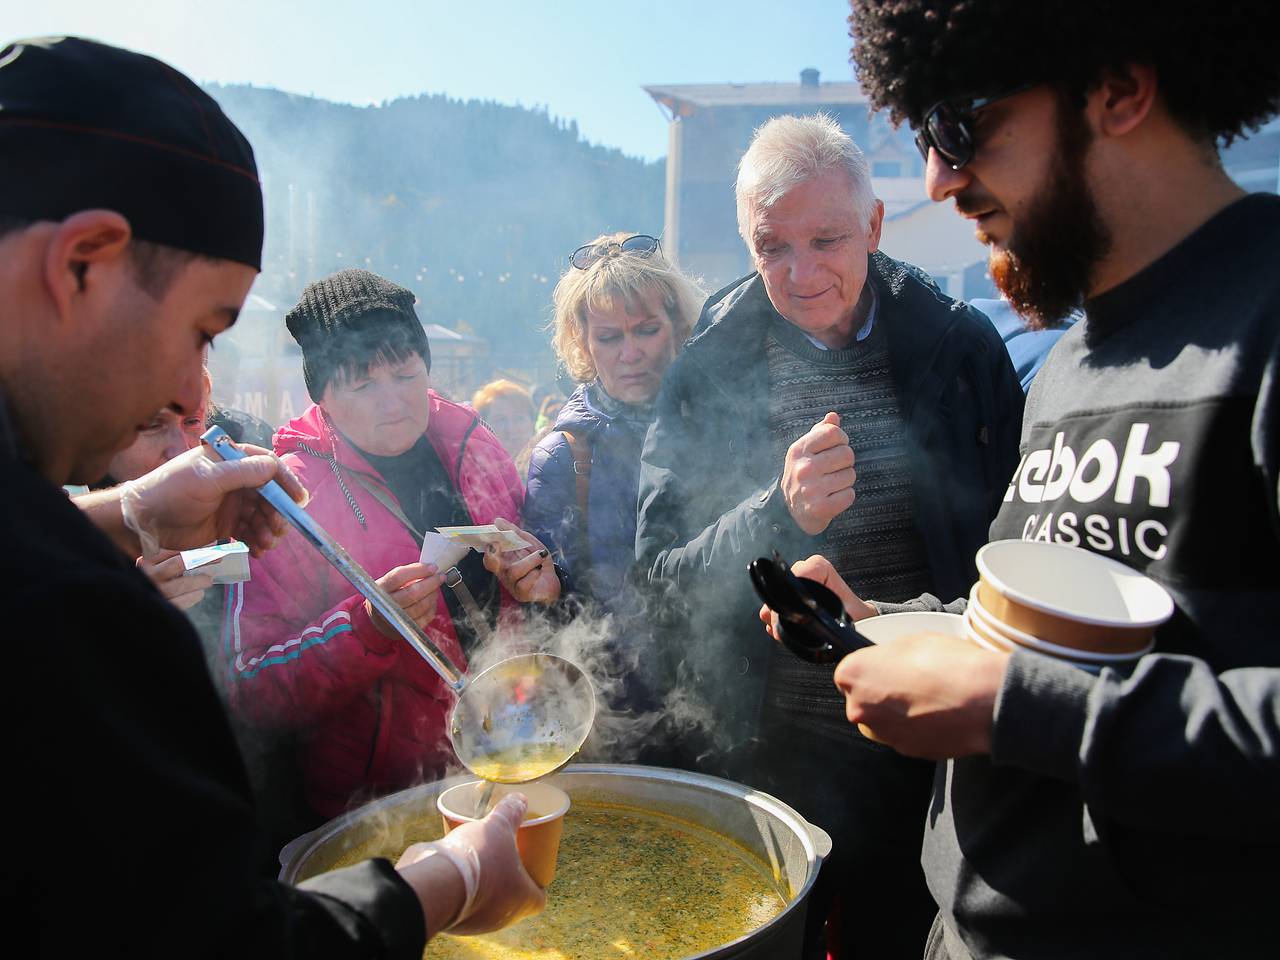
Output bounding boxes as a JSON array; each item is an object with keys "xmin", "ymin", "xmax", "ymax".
[
  {"xmin": 755, "ymin": 2, "xmax": 1280, "ymax": 958},
  {"xmin": 0, "ymin": 36, "xmax": 543, "ymax": 957}
]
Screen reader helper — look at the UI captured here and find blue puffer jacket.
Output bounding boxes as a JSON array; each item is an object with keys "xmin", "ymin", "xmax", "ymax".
[
  {"xmin": 523, "ymin": 382, "xmax": 653, "ymax": 607},
  {"xmin": 524, "ymin": 383, "xmax": 663, "ymax": 714}
]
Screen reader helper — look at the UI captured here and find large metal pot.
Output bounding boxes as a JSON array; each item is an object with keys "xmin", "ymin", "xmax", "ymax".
[{"xmin": 280, "ymin": 763, "xmax": 832, "ymax": 959}]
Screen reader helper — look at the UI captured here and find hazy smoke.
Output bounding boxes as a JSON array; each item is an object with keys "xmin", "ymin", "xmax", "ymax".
[{"xmin": 452, "ymin": 593, "xmax": 727, "ymax": 773}]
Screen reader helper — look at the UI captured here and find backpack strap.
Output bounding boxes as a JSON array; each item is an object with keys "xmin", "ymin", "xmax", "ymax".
[{"xmin": 559, "ymin": 429, "xmax": 592, "ymax": 574}]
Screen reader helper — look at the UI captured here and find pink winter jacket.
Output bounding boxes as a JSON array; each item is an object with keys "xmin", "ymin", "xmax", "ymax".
[{"xmin": 217, "ymin": 393, "xmax": 524, "ymax": 818}]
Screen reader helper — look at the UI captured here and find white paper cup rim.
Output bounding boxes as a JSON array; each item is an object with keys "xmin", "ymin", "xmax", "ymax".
[
  {"xmin": 438, "ymin": 780, "xmax": 570, "ymax": 827},
  {"xmin": 852, "ymin": 611, "xmax": 965, "ymax": 644},
  {"xmin": 976, "ymin": 540, "xmax": 1173, "ymax": 629}
]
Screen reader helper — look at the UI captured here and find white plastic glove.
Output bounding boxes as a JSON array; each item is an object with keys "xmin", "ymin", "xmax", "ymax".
[
  {"xmin": 119, "ymin": 445, "xmax": 307, "ymax": 557},
  {"xmin": 396, "ymin": 793, "xmax": 546, "ymax": 935}
]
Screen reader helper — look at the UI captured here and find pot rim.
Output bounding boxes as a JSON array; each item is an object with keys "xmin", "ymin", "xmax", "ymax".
[{"xmin": 279, "ymin": 762, "xmax": 833, "ymax": 959}]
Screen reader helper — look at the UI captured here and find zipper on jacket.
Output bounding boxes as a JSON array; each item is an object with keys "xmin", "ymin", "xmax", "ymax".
[
  {"xmin": 364, "ymin": 679, "xmax": 386, "ymax": 780},
  {"xmin": 454, "ymin": 415, "xmax": 480, "ymax": 497}
]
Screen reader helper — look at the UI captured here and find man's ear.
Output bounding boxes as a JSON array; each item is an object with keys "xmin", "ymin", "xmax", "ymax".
[
  {"xmin": 1088, "ymin": 63, "xmax": 1159, "ymax": 140},
  {"xmin": 42, "ymin": 209, "xmax": 132, "ymax": 319},
  {"xmin": 865, "ymin": 199, "xmax": 886, "ymax": 253}
]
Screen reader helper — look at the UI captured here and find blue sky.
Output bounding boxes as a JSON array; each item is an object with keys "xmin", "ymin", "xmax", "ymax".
[{"xmin": 13, "ymin": 1, "xmax": 860, "ymax": 160}]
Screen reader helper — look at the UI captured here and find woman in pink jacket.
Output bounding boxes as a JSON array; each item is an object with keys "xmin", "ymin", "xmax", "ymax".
[{"xmin": 219, "ymin": 269, "xmax": 560, "ymax": 820}]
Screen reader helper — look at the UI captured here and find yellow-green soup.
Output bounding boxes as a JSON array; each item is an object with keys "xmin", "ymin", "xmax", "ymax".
[{"xmin": 333, "ymin": 803, "xmax": 787, "ymax": 959}]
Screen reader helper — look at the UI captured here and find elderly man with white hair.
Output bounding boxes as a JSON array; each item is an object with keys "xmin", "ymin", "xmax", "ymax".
[{"xmin": 636, "ymin": 114, "xmax": 1024, "ymax": 959}]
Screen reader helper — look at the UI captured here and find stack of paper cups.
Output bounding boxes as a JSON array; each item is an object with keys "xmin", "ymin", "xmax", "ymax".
[{"xmin": 963, "ymin": 540, "xmax": 1173, "ymax": 672}]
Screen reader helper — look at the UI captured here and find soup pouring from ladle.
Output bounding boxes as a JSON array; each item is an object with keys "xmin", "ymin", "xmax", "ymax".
[{"xmin": 202, "ymin": 426, "xmax": 596, "ymax": 792}]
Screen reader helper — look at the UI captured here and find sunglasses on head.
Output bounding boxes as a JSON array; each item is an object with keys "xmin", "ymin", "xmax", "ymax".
[
  {"xmin": 569, "ymin": 234, "xmax": 660, "ymax": 270},
  {"xmin": 913, "ymin": 83, "xmax": 1034, "ymax": 170}
]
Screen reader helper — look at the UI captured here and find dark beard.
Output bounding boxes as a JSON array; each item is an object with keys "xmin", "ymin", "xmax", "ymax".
[{"xmin": 987, "ymin": 94, "xmax": 1111, "ymax": 330}]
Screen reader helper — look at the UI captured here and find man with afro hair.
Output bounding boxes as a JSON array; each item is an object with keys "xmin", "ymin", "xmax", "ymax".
[{"xmin": 759, "ymin": 2, "xmax": 1280, "ymax": 958}]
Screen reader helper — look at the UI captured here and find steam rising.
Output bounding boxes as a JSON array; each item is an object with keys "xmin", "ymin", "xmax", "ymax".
[
  {"xmin": 454, "ymin": 598, "xmax": 728, "ymax": 773},
  {"xmin": 183, "ymin": 86, "xmax": 708, "ymax": 841}
]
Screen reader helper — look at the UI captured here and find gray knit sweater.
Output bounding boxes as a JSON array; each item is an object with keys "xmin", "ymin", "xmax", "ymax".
[{"xmin": 762, "ymin": 314, "xmax": 932, "ymax": 733}]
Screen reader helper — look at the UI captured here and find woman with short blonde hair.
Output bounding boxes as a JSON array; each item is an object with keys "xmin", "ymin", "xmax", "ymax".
[
  {"xmin": 550, "ymin": 232, "xmax": 703, "ymax": 385},
  {"xmin": 525, "ymin": 233, "xmax": 703, "ymax": 721}
]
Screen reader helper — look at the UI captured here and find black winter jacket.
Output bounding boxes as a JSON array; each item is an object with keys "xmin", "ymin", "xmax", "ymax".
[
  {"xmin": 635, "ymin": 252, "xmax": 1024, "ymax": 765},
  {"xmin": 0, "ymin": 400, "xmax": 427, "ymax": 958}
]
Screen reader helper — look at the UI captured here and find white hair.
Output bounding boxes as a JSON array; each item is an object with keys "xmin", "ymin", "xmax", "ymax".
[{"xmin": 735, "ymin": 113, "xmax": 876, "ymax": 245}]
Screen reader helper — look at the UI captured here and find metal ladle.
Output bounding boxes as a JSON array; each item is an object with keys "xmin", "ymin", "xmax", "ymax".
[{"xmin": 202, "ymin": 426, "xmax": 596, "ymax": 787}]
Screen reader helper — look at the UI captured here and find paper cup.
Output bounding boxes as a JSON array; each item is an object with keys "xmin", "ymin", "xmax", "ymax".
[
  {"xmin": 975, "ymin": 541, "xmax": 1172, "ymax": 654},
  {"xmin": 853, "ymin": 611, "xmax": 965, "ymax": 645},
  {"xmin": 962, "ymin": 608, "xmax": 1013, "ymax": 651},
  {"xmin": 965, "ymin": 611, "xmax": 1102, "ymax": 674},
  {"xmin": 964, "ymin": 619, "xmax": 1013, "ymax": 655},
  {"xmin": 437, "ymin": 780, "xmax": 570, "ymax": 887},
  {"xmin": 968, "ymin": 584, "xmax": 1153, "ymax": 663}
]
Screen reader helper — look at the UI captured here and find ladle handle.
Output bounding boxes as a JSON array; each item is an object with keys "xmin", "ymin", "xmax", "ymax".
[{"xmin": 201, "ymin": 426, "xmax": 468, "ymax": 692}]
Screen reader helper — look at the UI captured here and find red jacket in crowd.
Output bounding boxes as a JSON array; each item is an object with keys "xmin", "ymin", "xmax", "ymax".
[{"xmin": 216, "ymin": 393, "xmax": 524, "ymax": 818}]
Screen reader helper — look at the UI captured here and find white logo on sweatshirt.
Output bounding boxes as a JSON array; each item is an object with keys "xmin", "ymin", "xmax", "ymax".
[{"xmin": 1003, "ymin": 423, "xmax": 1180, "ymax": 562}]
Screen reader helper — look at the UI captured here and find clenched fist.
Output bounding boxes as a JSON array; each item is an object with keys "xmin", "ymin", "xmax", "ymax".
[{"xmin": 782, "ymin": 412, "xmax": 856, "ymax": 535}]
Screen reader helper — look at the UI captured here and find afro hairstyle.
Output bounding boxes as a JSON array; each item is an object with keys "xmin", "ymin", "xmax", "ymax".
[{"xmin": 848, "ymin": 0, "xmax": 1280, "ymax": 145}]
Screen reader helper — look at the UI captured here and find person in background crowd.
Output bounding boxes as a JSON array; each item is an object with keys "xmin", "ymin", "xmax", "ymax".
[
  {"xmin": 204, "ymin": 334, "xmax": 278, "ymax": 447},
  {"xmin": 204, "ymin": 358, "xmax": 278, "ymax": 449},
  {"xmin": 759, "ymin": 4, "xmax": 1280, "ymax": 958},
  {"xmin": 515, "ymin": 394, "xmax": 567, "ymax": 485},
  {"xmin": 2, "ymin": 36, "xmax": 544, "ymax": 957},
  {"xmin": 208, "ymin": 399, "xmax": 276, "ymax": 448},
  {"xmin": 183, "ymin": 364, "xmax": 214, "ymax": 442},
  {"xmin": 82, "ymin": 385, "xmax": 212, "ymax": 611},
  {"xmin": 472, "ymin": 378, "xmax": 537, "ymax": 467},
  {"xmin": 518, "ymin": 391, "xmax": 566, "ymax": 475},
  {"xmin": 523, "ymin": 232, "xmax": 702, "ymax": 715},
  {"xmin": 969, "ymin": 295, "xmax": 1078, "ymax": 393},
  {"xmin": 221, "ymin": 269, "xmax": 561, "ymax": 822},
  {"xmin": 636, "ymin": 115, "xmax": 1023, "ymax": 959},
  {"xmin": 534, "ymin": 394, "xmax": 564, "ymax": 433},
  {"xmin": 98, "ymin": 407, "xmax": 201, "ymax": 484}
]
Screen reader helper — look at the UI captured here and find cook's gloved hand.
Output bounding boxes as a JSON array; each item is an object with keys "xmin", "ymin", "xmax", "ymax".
[
  {"xmin": 119, "ymin": 444, "xmax": 307, "ymax": 557},
  {"xmin": 396, "ymin": 793, "xmax": 546, "ymax": 935}
]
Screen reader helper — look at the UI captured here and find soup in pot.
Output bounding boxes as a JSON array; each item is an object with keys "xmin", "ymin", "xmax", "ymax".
[{"xmin": 333, "ymin": 802, "xmax": 787, "ymax": 959}]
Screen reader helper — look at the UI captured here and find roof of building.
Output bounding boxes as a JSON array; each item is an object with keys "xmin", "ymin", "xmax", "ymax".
[
  {"xmin": 644, "ymin": 81, "xmax": 867, "ymax": 116},
  {"xmin": 423, "ymin": 322, "xmax": 485, "ymax": 344}
]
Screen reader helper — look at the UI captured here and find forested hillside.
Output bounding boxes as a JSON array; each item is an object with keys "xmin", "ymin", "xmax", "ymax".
[{"xmin": 207, "ymin": 84, "xmax": 666, "ymax": 368}]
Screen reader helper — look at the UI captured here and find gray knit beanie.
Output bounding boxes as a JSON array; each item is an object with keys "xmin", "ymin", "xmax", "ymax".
[{"xmin": 285, "ymin": 269, "xmax": 431, "ymax": 401}]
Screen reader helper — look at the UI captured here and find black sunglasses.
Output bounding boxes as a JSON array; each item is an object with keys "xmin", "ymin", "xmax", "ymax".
[
  {"xmin": 569, "ymin": 234, "xmax": 660, "ymax": 270},
  {"xmin": 913, "ymin": 83, "xmax": 1034, "ymax": 170}
]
